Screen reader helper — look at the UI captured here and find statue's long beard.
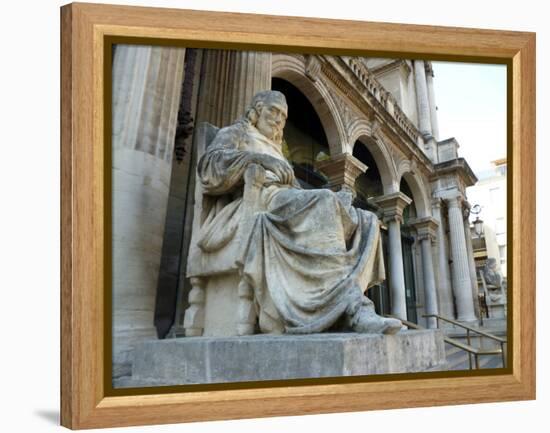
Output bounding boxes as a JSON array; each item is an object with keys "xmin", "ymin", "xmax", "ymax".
[{"xmin": 272, "ymin": 128, "xmax": 283, "ymax": 145}]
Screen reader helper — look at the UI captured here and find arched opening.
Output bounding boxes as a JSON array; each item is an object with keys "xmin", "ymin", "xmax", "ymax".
[
  {"xmin": 400, "ymin": 177, "xmax": 419, "ymax": 323},
  {"xmin": 272, "ymin": 77, "xmax": 330, "ymax": 188},
  {"xmin": 349, "ymin": 134, "xmax": 398, "ymax": 194},
  {"xmin": 272, "ymin": 55, "xmax": 347, "ymax": 155},
  {"xmin": 352, "ymin": 140, "xmax": 391, "ymax": 316},
  {"xmin": 400, "ymin": 170, "xmax": 429, "ymax": 218},
  {"xmin": 352, "ymin": 140, "xmax": 384, "ymax": 209}
]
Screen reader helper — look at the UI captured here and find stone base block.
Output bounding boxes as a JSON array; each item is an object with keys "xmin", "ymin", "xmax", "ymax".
[
  {"xmin": 116, "ymin": 330, "xmax": 446, "ymax": 388},
  {"xmin": 487, "ymin": 303, "xmax": 506, "ymax": 319}
]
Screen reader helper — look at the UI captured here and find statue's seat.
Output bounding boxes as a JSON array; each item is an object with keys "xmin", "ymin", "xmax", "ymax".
[{"xmin": 184, "ymin": 123, "xmax": 264, "ymax": 337}]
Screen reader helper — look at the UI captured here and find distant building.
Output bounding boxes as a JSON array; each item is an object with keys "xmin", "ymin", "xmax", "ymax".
[{"xmin": 467, "ymin": 159, "xmax": 507, "ymax": 277}]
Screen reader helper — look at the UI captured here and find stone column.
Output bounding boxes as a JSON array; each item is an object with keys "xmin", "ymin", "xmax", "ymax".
[
  {"xmin": 411, "ymin": 217, "xmax": 439, "ymax": 328},
  {"xmin": 372, "ymin": 192, "xmax": 412, "ymax": 320},
  {"xmin": 111, "ymin": 45, "xmax": 186, "ymax": 377},
  {"xmin": 413, "ymin": 60, "xmax": 437, "ymax": 161},
  {"xmin": 413, "ymin": 60, "xmax": 433, "ymax": 137},
  {"xmin": 196, "ymin": 50, "xmax": 272, "ymax": 127},
  {"xmin": 425, "ymin": 62, "xmax": 440, "ymax": 141},
  {"xmin": 463, "ymin": 205, "xmax": 481, "ymax": 317},
  {"xmin": 315, "ymin": 153, "xmax": 367, "ymax": 194},
  {"xmin": 431, "ymin": 199, "xmax": 454, "ymax": 318},
  {"xmin": 444, "ymin": 194, "xmax": 477, "ymax": 322}
]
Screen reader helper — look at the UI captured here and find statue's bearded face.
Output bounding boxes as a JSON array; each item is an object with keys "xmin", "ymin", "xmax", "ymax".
[{"xmin": 255, "ymin": 101, "xmax": 288, "ymax": 143}]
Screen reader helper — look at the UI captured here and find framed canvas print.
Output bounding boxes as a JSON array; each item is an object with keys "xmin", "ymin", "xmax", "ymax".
[{"xmin": 60, "ymin": 2, "xmax": 536, "ymax": 429}]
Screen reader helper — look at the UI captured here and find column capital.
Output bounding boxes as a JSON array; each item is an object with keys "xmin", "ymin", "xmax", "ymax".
[
  {"xmin": 315, "ymin": 152, "xmax": 367, "ymax": 192},
  {"xmin": 370, "ymin": 192, "xmax": 412, "ymax": 224},
  {"xmin": 435, "ymin": 189, "xmax": 464, "ymax": 208},
  {"xmin": 409, "ymin": 216, "xmax": 439, "ymax": 241},
  {"xmin": 431, "ymin": 196, "xmax": 443, "ymax": 209}
]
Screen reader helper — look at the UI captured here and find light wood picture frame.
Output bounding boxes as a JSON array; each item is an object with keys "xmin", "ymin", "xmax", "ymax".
[{"xmin": 60, "ymin": 2, "xmax": 536, "ymax": 429}]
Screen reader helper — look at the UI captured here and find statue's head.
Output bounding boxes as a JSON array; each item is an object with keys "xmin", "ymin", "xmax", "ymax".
[
  {"xmin": 244, "ymin": 90, "xmax": 288, "ymax": 144},
  {"xmin": 486, "ymin": 257, "xmax": 498, "ymax": 271}
]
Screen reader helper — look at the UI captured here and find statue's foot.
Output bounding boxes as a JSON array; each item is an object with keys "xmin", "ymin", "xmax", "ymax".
[{"xmin": 347, "ymin": 305, "xmax": 402, "ymax": 335}]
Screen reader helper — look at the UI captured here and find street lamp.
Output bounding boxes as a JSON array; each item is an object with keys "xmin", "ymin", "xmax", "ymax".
[{"xmin": 471, "ymin": 204, "xmax": 484, "ymax": 238}]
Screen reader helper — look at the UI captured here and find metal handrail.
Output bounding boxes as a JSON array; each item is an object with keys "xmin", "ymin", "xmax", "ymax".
[
  {"xmin": 423, "ymin": 314, "xmax": 507, "ymax": 369},
  {"xmin": 423, "ymin": 314, "xmax": 507, "ymax": 344},
  {"xmin": 385, "ymin": 314, "xmax": 506, "ymax": 370}
]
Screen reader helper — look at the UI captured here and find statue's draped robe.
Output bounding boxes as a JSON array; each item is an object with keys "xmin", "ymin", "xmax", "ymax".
[{"xmin": 193, "ymin": 120, "xmax": 385, "ymax": 333}]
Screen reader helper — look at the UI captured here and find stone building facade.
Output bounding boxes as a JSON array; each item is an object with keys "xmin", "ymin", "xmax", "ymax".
[{"xmin": 111, "ymin": 46, "xmax": 480, "ymax": 378}]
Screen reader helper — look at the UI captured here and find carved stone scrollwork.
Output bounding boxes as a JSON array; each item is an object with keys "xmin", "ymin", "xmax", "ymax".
[{"xmin": 305, "ymin": 55, "xmax": 322, "ymax": 82}]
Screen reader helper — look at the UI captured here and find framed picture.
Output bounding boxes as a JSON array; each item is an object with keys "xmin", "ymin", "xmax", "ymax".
[{"xmin": 60, "ymin": 2, "xmax": 535, "ymax": 429}]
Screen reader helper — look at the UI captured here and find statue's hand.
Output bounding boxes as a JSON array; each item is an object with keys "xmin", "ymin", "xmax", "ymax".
[{"xmin": 253, "ymin": 154, "xmax": 295, "ymax": 185}]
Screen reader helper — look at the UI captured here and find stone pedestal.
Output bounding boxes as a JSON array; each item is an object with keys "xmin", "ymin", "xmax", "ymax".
[{"xmin": 115, "ymin": 330, "xmax": 446, "ymax": 387}]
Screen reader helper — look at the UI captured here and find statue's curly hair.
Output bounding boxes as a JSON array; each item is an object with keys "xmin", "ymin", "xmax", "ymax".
[{"xmin": 244, "ymin": 100, "xmax": 262, "ymax": 126}]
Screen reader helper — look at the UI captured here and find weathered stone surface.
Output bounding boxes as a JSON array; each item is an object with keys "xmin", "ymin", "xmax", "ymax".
[
  {"xmin": 184, "ymin": 90, "xmax": 400, "ymax": 337},
  {"xmin": 119, "ymin": 330, "xmax": 445, "ymax": 387}
]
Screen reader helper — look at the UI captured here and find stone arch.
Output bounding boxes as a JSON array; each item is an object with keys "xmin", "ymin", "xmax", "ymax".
[
  {"xmin": 349, "ymin": 121, "xmax": 399, "ymax": 194},
  {"xmin": 397, "ymin": 160, "xmax": 430, "ymax": 218},
  {"xmin": 272, "ymin": 54, "xmax": 347, "ymax": 155}
]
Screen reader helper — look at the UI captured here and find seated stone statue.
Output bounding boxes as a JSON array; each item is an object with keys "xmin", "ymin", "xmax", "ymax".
[
  {"xmin": 483, "ymin": 258, "xmax": 505, "ymax": 303},
  {"xmin": 189, "ymin": 90, "xmax": 401, "ymax": 335}
]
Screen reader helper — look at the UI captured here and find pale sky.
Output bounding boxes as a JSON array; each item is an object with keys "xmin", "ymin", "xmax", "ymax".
[{"xmin": 432, "ymin": 61, "xmax": 507, "ymax": 175}]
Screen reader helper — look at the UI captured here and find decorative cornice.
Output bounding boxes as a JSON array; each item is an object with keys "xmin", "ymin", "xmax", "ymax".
[{"xmin": 431, "ymin": 157, "xmax": 478, "ymax": 187}]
